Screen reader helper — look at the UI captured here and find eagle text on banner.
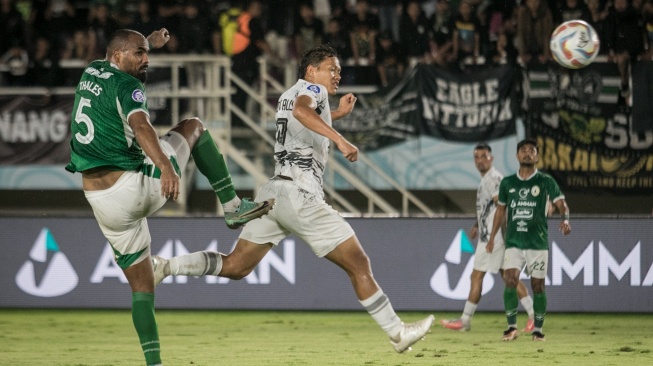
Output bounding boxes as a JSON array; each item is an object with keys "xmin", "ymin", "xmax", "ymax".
[
  {"xmin": 526, "ymin": 62, "xmax": 653, "ymax": 194},
  {"xmin": 0, "ymin": 95, "xmax": 74, "ymax": 164},
  {"xmin": 418, "ymin": 64, "xmax": 518, "ymax": 141}
]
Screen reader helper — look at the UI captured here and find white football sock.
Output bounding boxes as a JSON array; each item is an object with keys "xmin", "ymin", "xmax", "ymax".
[
  {"xmin": 520, "ymin": 295, "xmax": 535, "ymax": 319},
  {"xmin": 222, "ymin": 197, "xmax": 241, "ymax": 213},
  {"xmin": 461, "ymin": 301, "xmax": 477, "ymax": 323},
  {"xmin": 168, "ymin": 251, "xmax": 223, "ymax": 276},
  {"xmin": 359, "ymin": 289, "xmax": 403, "ymax": 338}
]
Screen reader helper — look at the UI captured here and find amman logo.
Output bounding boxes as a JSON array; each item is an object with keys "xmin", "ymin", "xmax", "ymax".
[
  {"xmin": 430, "ymin": 229, "xmax": 494, "ymax": 300},
  {"xmin": 15, "ymin": 228, "xmax": 78, "ymax": 297}
]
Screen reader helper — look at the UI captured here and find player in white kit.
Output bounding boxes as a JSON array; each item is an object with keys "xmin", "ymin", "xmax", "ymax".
[
  {"xmin": 440, "ymin": 143, "xmax": 534, "ymax": 332},
  {"xmin": 152, "ymin": 44, "xmax": 434, "ymax": 353}
]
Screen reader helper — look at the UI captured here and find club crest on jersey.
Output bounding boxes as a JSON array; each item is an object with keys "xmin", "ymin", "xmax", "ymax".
[
  {"xmin": 307, "ymin": 84, "xmax": 320, "ymax": 94},
  {"xmin": 132, "ymin": 89, "xmax": 146, "ymax": 103},
  {"xmin": 531, "ymin": 186, "xmax": 540, "ymax": 197}
]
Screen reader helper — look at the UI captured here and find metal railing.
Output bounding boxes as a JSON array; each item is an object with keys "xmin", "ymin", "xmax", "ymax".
[{"xmin": 0, "ymin": 54, "xmax": 435, "ymax": 216}]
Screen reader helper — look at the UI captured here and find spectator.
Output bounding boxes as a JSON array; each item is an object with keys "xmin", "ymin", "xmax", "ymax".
[
  {"xmin": 348, "ymin": 0, "xmax": 380, "ymax": 66},
  {"xmin": 554, "ymin": 0, "xmax": 591, "ymax": 24},
  {"xmin": 43, "ymin": 0, "xmax": 77, "ymax": 50},
  {"xmin": 231, "ymin": 0, "xmax": 275, "ymax": 126},
  {"xmin": 293, "ymin": 2, "xmax": 324, "ymax": 58},
  {"xmin": 28, "ymin": 36, "xmax": 62, "ymax": 87},
  {"xmin": 377, "ymin": 0, "xmax": 401, "ymax": 41},
  {"xmin": 587, "ymin": 0, "xmax": 610, "ymax": 55},
  {"xmin": 323, "ymin": 16, "xmax": 352, "ymax": 62},
  {"xmin": 399, "ymin": 0, "xmax": 430, "ymax": 65},
  {"xmin": 1, "ymin": 0, "xmax": 28, "ymax": 57},
  {"xmin": 428, "ymin": 0, "xmax": 455, "ymax": 67},
  {"xmin": 156, "ymin": 0, "xmax": 184, "ymax": 34},
  {"xmin": 376, "ymin": 30, "xmax": 406, "ymax": 87},
  {"xmin": 88, "ymin": 2, "xmax": 121, "ymax": 59},
  {"xmin": 517, "ymin": 0, "xmax": 554, "ymax": 65},
  {"xmin": 604, "ymin": 0, "xmax": 646, "ymax": 97},
  {"xmin": 61, "ymin": 29, "xmax": 93, "ymax": 62},
  {"xmin": 129, "ymin": 0, "xmax": 165, "ymax": 37},
  {"xmin": 176, "ymin": 0, "xmax": 214, "ymax": 54},
  {"xmin": 452, "ymin": 0, "xmax": 482, "ymax": 65}
]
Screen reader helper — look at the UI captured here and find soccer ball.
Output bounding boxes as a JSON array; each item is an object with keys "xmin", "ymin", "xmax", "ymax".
[{"xmin": 550, "ymin": 20, "xmax": 600, "ymax": 69}]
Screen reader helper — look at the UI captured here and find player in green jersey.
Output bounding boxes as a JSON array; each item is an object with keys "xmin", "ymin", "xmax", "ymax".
[
  {"xmin": 487, "ymin": 139, "xmax": 571, "ymax": 342},
  {"xmin": 66, "ymin": 28, "xmax": 273, "ymax": 366}
]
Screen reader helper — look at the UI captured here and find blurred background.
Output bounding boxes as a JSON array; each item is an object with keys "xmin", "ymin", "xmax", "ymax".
[{"xmin": 1, "ymin": 0, "xmax": 652, "ymax": 217}]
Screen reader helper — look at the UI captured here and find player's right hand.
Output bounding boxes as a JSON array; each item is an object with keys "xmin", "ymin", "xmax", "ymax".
[
  {"xmin": 336, "ymin": 136, "xmax": 358, "ymax": 162},
  {"xmin": 159, "ymin": 167, "xmax": 180, "ymax": 200},
  {"xmin": 486, "ymin": 238, "xmax": 494, "ymax": 253},
  {"xmin": 470, "ymin": 226, "xmax": 478, "ymax": 239}
]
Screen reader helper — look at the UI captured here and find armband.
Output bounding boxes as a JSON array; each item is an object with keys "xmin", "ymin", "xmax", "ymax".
[{"xmin": 563, "ymin": 213, "xmax": 570, "ymax": 220}]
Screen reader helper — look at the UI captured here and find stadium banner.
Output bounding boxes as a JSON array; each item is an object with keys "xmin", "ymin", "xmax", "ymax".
[
  {"xmin": 1, "ymin": 217, "xmax": 651, "ymax": 312},
  {"xmin": 0, "ymin": 95, "xmax": 74, "ymax": 164},
  {"xmin": 334, "ymin": 64, "xmax": 519, "ymax": 150},
  {"xmin": 333, "ymin": 68, "xmax": 420, "ymax": 151},
  {"xmin": 632, "ymin": 60, "xmax": 653, "ymax": 133},
  {"xmin": 417, "ymin": 63, "xmax": 518, "ymax": 142},
  {"xmin": 526, "ymin": 62, "xmax": 653, "ymax": 194}
]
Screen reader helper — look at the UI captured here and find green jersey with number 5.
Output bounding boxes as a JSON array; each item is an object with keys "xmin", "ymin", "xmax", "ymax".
[
  {"xmin": 66, "ymin": 60, "xmax": 149, "ymax": 173},
  {"xmin": 497, "ymin": 170, "xmax": 564, "ymax": 250}
]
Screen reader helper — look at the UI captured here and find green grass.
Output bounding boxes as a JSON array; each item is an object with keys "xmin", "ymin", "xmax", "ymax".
[{"xmin": 1, "ymin": 310, "xmax": 652, "ymax": 365}]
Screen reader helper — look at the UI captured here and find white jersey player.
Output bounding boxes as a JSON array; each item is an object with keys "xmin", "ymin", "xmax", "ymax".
[
  {"xmin": 152, "ymin": 44, "xmax": 434, "ymax": 353},
  {"xmin": 441, "ymin": 143, "xmax": 534, "ymax": 332}
]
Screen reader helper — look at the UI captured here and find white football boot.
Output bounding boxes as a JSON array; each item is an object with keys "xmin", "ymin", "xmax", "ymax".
[
  {"xmin": 390, "ymin": 314, "xmax": 435, "ymax": 353},
  {"xmin": 151, "ymin": 256, "xmax": 169, "ymax": 287}
]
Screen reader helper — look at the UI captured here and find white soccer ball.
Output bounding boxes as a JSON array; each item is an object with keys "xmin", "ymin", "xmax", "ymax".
[{"xmin": 550, "ymin": 20, "xmax": 600, "ymax": 69}]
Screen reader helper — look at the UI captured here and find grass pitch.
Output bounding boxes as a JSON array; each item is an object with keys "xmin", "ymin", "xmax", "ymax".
[{"xmin": 1, "ymin": 310, "xmax": 651, "ymax": 365}]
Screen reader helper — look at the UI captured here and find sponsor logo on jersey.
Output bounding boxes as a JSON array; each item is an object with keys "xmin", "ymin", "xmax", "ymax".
[
  {"xmin": 307, "ymin": 85, "xmax": 320, "ymax": 94},
  {"xmin": 15, "ymin": 228, "xmax": 78, "ymax": 297},
  {"xmin": 132, "ymin": 89, "xmax": 146, "ymax": 103}
]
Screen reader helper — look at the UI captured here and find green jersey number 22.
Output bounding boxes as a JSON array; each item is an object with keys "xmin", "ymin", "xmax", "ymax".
[{"xmin": 74, "ymin": 97, "xmax": 94, "ymax": 144}]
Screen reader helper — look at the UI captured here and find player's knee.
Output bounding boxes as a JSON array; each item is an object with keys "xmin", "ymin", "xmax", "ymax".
[{"xmin": 179, "ymin": 117, "xmax": 205, "ymax": 131}]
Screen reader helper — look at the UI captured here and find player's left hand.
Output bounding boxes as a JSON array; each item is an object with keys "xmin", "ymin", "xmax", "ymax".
[
  {"xmin": 559, "ymin": 220, "xmax": 571, "ymax": 235},
  {"xmin": 147, "ymin": 28, "xmax": 171, "ymax": 49},
  {"xmin": 337, "ymin": 93, "xmax": 357, "ymax": 117}
]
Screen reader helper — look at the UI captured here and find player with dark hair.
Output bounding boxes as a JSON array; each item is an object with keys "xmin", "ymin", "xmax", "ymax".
[
  {"xmin": 487, "ymin": 139, "xmax": 571, "ymax": 342},
  {"xmin": 66, "ymin": 28, "xmax": 273, "ymax": 365},
  {"xmin": 441, "ymin": 143, "xmax": 534, "ymax": 332},
  {"xmin": 152, "ymin": 44, "xmax": 435, "ymax": 353}
]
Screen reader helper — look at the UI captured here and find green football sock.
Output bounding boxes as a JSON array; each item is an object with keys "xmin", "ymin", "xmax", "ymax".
[
  {"xmin": 534, "ymin": 292, "xmax": 547, "ymax": 328},
  {"xmin": 132, "ymin": 292, "xmax": 161, "ymax": 366},
  {"xmin": 192, "ymin": 130, "xmax": 237, "ymax": 204},
  {"xmin": 503, "ymin": 287, "xmax": 519, "ymax": 326}
]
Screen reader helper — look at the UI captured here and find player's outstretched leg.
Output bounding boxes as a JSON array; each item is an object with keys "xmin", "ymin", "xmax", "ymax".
[{"xmin": 390, "ymin": 315, "xmax": 435, "ymax": 353}]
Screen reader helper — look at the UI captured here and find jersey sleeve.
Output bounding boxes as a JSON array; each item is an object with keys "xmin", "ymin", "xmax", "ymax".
[
  {"xmin": 490, "ymin": 171, "xmax": 502, "ymax": 198},
  {"xmin": 547, "ymin": 174, "xmax": 565, "ymax": 203},
  {"xmin": 497, "ymin": 178, "xmax": 508, "ymax": 206},
  {"xmin": 118, "ymin": 79, "xmax": 149, "ymax": 120},
  {"xmin": 297, "ymin": 83, "xmax": 324, "ymax": 110}
]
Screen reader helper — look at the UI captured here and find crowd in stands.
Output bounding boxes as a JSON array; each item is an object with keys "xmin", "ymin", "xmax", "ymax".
[{"xmin": 1, "ymin": 0, "xmax": 652, "ymax": 93}]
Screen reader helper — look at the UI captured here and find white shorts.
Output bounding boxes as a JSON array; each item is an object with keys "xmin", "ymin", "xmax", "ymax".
[
  {"xmin": 239, "ymin": 178, "xmax": 355, "ymax": 257},
  {"xmin": 84, "ymin": 131, "xmax": 190, "ymax": 269},
  {"xmin": 473, "ymin": 238, "xmax": 505, "ymax": 274},
  {"xmin": 503, "ymin": 247, "xmax": 549, "ymax": 279}
]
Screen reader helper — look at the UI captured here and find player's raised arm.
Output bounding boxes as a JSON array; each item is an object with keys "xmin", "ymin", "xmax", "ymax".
[
  {"xmin": 146, "ymin": 28, "xmax": 170, "ymax": 49},
  {"xmin": 292, "ymin": 95, "xmax": 359, "ymax": 162},
  {"xmin": 331, "ymin": 93, "xmax": 357, "ymax": 120}
]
